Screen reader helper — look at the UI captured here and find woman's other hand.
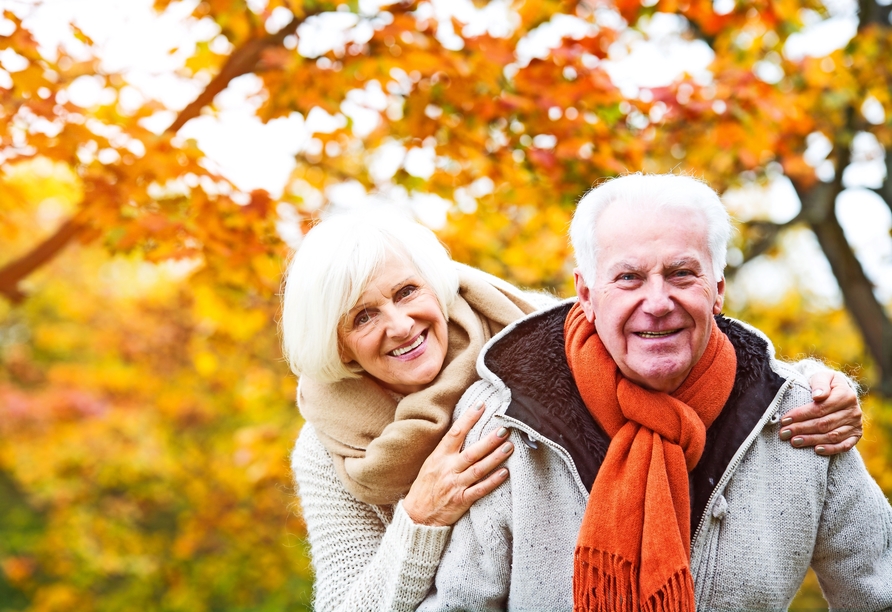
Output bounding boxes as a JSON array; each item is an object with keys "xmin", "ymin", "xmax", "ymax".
[
  {"xmin": 402, "ymin": 402, "xmax": 512, "ymax": 526},
  {"xmin": 779, "ymin": 370, "xmax": 863, "ymax": 456}
]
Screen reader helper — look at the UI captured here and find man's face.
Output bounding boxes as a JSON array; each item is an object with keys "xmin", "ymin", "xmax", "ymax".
[{"xmin": 575, "ymin": 202, "xmax": 725, "ymax": 393}]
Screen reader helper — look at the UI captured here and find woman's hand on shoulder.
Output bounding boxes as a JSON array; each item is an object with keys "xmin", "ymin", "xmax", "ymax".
[
  {"xmin": 779, "ymin": 370, "xmax": 863, "ymax": 456},
  {"xmin": 402, "ymin": 401, "xmax": 512, "ymax": 527}
]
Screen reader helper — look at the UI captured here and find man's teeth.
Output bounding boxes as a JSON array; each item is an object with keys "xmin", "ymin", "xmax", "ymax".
[
  {"xmin": 637, "ymin": 330, "xmax": 677, "ymax": 338},
  {"xmin": 391, "ymin": 333, "xmax": 424, "ymax": 356}
]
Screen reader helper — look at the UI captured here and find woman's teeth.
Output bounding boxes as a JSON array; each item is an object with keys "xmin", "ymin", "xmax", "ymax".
[{"xmin": 390, "ymin": 333, "xmax": 425, "ymax": 356}]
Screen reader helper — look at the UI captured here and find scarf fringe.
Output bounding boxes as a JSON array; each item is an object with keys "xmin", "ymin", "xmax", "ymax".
[{"xmin": 574, "ymin": 548, "xmax": 695, "ymax": 612}]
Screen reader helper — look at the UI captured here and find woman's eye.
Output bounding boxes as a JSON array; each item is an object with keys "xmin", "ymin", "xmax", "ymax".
[
  {"xmin": 396, "ymin": 285, "xmax": 417, "ymax": 300},
  {"xmin": 354, "ymin": 311, "xmax": 373, "ymax": 327}
]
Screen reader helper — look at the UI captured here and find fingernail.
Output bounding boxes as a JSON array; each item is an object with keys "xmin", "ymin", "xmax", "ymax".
[
  {"xmin": 781, "ymin": 417, "xmax": 793, "ymax": 427},
  {"xmin": 792, "ymin": 437, "xmax": 804, "ymax": 447},
  {"xmin": 501, "ymin": 442, "xmax": 513, "ymax": 453},
  {"xmin": 496, "ymin": 427, "xmax": 509, "ymax": 438},
  {"xmin": 815, "ymin": 446, "xmax": 826, "ymax": 455},
  {"xmin": 498, "ymin": 467, "xmax": 509, "ymax": 477},
  {"xmin": 476, "ymin": 402, "xmax": 485, "ymax": 411},
  {"xmin": 779, "ymin": 429, "xmax": 792, "ymax": 441},
  {"xmin": 812, "ymin": 389, "xmax": 824, "ymax": 398}
]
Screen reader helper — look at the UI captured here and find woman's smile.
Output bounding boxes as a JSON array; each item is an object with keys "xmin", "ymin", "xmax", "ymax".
[
  {"xmin": 339, "ymin": 252, "xmax": 449, "ymax": 395},
  {"xmin": 389, "ymin": 331, "xmax": 427, "ymax": 358}
]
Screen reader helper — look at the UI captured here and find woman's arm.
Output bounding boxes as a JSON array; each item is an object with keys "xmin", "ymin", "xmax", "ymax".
[
  {"xmin": 293, "ymin": 406, "xmax": 513, "ymax": 612},
  {"xmin": 293, "ymin": 424, "xmax": 452, "ymax": 612}
]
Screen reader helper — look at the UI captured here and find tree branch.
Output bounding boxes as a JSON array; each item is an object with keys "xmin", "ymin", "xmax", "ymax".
[
  {"xmin": 0, "ymin": 10, "xmax": 322, "ymax": 303},
  {"xmin": 724, "ymin": 218, "xmax": 796, "ymax": 280},
  {"xmin": 0, "ymin": 216, "xmax": 86, "ymax": 303},
  {"xmin": 167, "ymin": 14, "xmax": 312, "ymax": 133}
]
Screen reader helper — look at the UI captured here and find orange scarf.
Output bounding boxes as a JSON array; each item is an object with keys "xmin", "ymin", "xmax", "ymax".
[{"xmin": 564, "ymin": 303, "xmax": 737, "ymax": 612}]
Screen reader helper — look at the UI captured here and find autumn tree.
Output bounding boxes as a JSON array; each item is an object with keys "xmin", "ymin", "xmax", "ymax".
[
  {"xmin": 3, "ymin": 0, "xmax": 888, "ymax": 390},
  {"xmin": 1, "ymin": 0, "xmax": 890, "ymax": 607}
]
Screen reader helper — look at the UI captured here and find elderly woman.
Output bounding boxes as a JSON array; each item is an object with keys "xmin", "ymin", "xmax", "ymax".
[{"xmin": 282, "ymin": 211, "xmax": 862, "ymax": 612}]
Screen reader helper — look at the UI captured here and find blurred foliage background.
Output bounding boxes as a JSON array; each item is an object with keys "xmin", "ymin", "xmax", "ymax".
[{"xmin": 1, "ymin": 0, "xmax": 890, "ymax": 610}]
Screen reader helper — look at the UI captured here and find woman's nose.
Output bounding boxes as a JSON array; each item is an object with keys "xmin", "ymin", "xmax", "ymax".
[{"xmin": 381, "ymin": 304, "xmax": 413, "ymax": 338}]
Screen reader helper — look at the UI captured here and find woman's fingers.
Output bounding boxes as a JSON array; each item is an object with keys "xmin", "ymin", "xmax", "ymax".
[
  {"xmin": 462, "ymin": 467, "xmax": 510, "ymax": 503},
  {"xmin": 780, "ymin": 427, "xmax": 860, "ymax": 455},
  {"xmin": 403, "ymin": 406, "xmax": 514, "ymax": 526},
  {"xmin": 780, "ymin": 371, "xmax": 863, "ymax": 455},
  {"xmin": 456, "ymin": 424, "xmax": 511, "ymax": 469},
  {"xmin": 439, "ymin": 401, "xmax": 488, "ymax": 453},
  {"xmin": 459, "ymin": 435, "xmax": 513, "ymax": 485}
]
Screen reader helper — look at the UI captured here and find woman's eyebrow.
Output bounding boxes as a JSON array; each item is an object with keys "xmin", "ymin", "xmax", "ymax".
[{"xmin": 389, "ymin": 276, "xmax": 415, "ymax": 291}]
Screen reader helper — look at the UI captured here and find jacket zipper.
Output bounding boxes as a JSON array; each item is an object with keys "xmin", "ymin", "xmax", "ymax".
[
  {"xmin": 494, "ymin": 413, "xmax": 591, "ymax": 498},
  {"xmin": 690, "ymin": 377, "xmax": 794, "ymax": 548}
]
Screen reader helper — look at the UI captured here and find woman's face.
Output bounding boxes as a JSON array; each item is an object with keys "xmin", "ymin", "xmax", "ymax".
[{"xmin": 338, "ymin": 252, "xmax": 449, "ymax": 395}]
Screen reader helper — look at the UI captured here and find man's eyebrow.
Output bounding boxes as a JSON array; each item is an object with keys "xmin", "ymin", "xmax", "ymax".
[
  {"xmin": 667, "ymin": 258, "xmax": 703, "ymax": 270},
  {"xmin": 605, "ymin": 261, "xmax": 640, "ymax": 275}
]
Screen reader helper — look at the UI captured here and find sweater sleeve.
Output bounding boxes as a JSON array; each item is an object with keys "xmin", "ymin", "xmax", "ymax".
[
  {"xmin": 292, "ymin": 424, "xmax": 452, "ymax": 612},
  {"xmin": 810, "ymin": 448, "xmax": 892, "ymax": 610}
]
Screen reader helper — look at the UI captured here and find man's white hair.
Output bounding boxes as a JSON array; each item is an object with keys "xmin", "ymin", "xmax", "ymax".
[
  {"xmin": 280, "ymin": 210, "xmax": 459, "ymax": 383},
  {"xmin": 569, "ymin": 173, "xmax": 733, "ymax": 285}
]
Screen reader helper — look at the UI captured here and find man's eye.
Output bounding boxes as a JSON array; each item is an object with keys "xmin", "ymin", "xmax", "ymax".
[{"xmin": 618, "ymin": 274, "xmax": 637, "ymax": 282}]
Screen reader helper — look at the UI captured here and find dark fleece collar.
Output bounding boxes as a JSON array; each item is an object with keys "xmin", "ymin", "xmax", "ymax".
[{"xmin": 483, "ymin": 301, "xmax": 785, "ymax": 536}]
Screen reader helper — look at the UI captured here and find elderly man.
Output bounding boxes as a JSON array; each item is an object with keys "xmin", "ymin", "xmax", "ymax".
[{"xmin": 418, "ymin": 174, "xmax": 892, "ymax": 611}]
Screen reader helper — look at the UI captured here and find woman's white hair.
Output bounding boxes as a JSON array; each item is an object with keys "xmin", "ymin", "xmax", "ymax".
[
  {"xmin": 570, "ymin": 173, "xmax": 733, "ymax": 286},
  {"xmin": 281, "ymin": 210, "xmax": 459, "ymax": 383}
]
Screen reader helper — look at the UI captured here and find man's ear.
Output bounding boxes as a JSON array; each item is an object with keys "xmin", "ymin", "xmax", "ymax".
[
  {"xmin": 574, "ymin": 269, "xmax": 597, "ymax": 323},
  {"xmin": 713, "ymin": 277, "xmax": 726, "ymax": 314}
]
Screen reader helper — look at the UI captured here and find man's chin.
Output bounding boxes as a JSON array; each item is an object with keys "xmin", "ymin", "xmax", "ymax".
[{"xmin": 623, "ymin": 360, "xmax": 691, "ymax": 393}]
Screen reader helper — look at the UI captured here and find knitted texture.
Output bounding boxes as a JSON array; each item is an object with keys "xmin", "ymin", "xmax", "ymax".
[
  {"xmin": 416, "ymin": 303, "xmax": 892, "ymax": 612},
  {"xmin": 299, "ymin": 264, "xmax": 538, "ymax": 505},
  {"xmin": 565, "ymin": 304, "xmax": 736, "ymax": 612},
  {"xmin": 292, "ymin": 424, "xmax": 451, "ymax": 612}
]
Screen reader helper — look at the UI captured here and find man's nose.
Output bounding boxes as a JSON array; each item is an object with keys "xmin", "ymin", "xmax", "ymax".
[{"xmin": 641, "ymin": 277, "xmax": 674, "ymax": 317}]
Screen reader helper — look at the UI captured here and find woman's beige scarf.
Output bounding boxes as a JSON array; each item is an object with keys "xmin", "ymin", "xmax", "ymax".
[{"xmin": 298, "ymin": 265, "xmax": 539, "ymax": 505}]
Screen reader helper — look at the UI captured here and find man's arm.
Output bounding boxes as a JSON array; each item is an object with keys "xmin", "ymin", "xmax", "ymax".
[{"xmin": 810, "ymin": 449, "xmax": 892, "ymax": 609}]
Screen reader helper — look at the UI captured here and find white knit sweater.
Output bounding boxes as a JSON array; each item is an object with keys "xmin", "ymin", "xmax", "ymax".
[{"xmin": 291, "ymin": 423, "xmax": 451, "ymax": 612}]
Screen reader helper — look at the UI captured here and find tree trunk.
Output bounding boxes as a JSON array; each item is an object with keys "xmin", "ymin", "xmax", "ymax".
[{"xmin": 794, "ymin": 139, "xmax": 892, "ymax": 395}]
